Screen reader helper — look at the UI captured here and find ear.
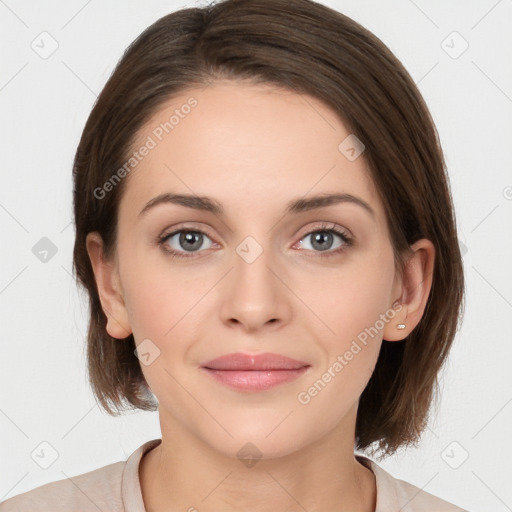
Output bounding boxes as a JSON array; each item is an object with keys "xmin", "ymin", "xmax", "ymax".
[
  {"xmin": 85, "ymin": 232, "xmax": 132, "ymax": 339},
  {"xmin": 383, "ymin": 238, "xmax": 435, "ymax": 342}
]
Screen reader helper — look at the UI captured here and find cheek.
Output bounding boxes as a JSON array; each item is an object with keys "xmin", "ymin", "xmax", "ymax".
[
  {"xmin": 303, "ymin": 249, "xmax": 396, "ymax": 383},
  {"xmin": 120, "ymin": 241, "xmax": 201, "ymax": 338},
  {"xmin": 294, "ymin": 261, "xmax": 395, "ymax": 423},
  {"xmin": 121, "ymin": 253, "xmax": 214, "ymax": 387},
  {"xmin": 121, "ymin": 264, "xmax": 204, "ymax": 396},
  {"xmin": 302, "ymin": 252, "xmax": 396, "ymax": 343},
  {"xmin": 124, "ymin": 278, "xmax": 173, "ymax": 341}
]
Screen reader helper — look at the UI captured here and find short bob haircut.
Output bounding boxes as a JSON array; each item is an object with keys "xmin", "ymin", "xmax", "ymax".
[{"xmin": 72, "ymin": 0, "xmax": 465, "ymax": 457}]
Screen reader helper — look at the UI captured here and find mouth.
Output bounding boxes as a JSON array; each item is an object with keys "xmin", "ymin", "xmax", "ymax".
[{"xmin": 200, "ymin": 352, "xmax": 311, "ymax": 392}]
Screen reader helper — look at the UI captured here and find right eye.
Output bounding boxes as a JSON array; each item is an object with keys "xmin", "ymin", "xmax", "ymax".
[{"xmin": 158, "ymin": 228, "xmax": 217, "ymax": 259}]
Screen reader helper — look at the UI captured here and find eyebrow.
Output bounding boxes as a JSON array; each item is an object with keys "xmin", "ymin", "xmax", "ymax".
[{"xmin": 138, "ymin": 192, "xmax": 375, "ymax": 219}]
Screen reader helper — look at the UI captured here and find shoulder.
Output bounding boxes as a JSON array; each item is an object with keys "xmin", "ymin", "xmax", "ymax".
[
  {"xmin": 390, "ymin": 475, "xmax": 468, "ymax": 511},
  {"xmin": 0, "ymin": 459, "xmax": 125, "ymax": 512},
  {"xmin": 357, "ymin": 455, "xmax": 469, "ymax": 512}
]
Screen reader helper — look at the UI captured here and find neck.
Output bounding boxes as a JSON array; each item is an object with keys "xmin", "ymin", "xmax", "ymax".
[{"xmin": 139, "ymin": 408, "xmax": 376, "ymax": 512}]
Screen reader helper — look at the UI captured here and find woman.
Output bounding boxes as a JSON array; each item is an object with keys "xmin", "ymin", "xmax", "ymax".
[{"xmin": 0, "ymin": 0, "xmax": 467, "ymax": 510}]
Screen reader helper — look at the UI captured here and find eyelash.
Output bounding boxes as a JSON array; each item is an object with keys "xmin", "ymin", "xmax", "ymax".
[{"xmin": 157, "ymin": 222, "xmax": 353, "ymax": 260}]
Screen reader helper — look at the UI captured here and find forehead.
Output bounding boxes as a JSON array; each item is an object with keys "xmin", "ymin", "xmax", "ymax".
[{"xmin": 120, "ymin": 80, "xmax": 383, "ymax": 222}]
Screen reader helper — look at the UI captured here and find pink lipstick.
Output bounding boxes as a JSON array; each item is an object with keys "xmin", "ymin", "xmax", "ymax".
[{"xmin": 200, "ymin": 352, "xmax": 310, "ymax": 392}]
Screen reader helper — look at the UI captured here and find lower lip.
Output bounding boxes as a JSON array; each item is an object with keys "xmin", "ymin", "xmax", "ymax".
[{"xmin": 201, "ymin": 367, "xmax": 310, "ymax": 392}]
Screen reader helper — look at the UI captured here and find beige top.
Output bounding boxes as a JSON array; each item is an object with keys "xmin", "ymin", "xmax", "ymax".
[{"xmin": 0, "ymin": 438, "xmax": 467, "ymax": 511}]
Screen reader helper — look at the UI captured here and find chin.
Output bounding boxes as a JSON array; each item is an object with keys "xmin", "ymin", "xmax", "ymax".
[{"xmin": 195, "ymin": 418, "xmax": 314, "ymax": 463}]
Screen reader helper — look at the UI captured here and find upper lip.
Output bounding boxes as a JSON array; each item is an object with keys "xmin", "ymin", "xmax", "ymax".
[{"xmin": 201, "ymin": 352, "xmax": 310, "ymax": 371}]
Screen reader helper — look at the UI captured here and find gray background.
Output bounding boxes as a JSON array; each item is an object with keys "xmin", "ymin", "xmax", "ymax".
[{"xmin": 1, "ymin": 1, "xmax": 511, "ymax": 510}]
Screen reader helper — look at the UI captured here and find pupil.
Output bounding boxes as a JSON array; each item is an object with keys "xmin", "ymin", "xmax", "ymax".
[
  {"xmin": 181, "ymin": 232, "xmax": 202, "ymax": 251},
  {"xmin": 313, "ymin": 232, "xmax": 332, "ymax": 251}
]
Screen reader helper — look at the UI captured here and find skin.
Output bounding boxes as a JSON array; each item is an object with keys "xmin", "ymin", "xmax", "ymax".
[{"xmin": 86, "ymin": 80, "xmax": 435, "ymax": 512}]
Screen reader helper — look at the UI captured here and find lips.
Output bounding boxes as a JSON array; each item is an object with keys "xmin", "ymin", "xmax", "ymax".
[
  {"xmin": 201, "ymin": 352, "xmax": 310, "ymax": 371},
  {"xmin": 200, "ymin": 352, "xmax": 311, "ymax": 392}
]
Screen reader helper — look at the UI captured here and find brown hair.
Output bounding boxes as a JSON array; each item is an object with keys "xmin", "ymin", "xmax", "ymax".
[{"xmin": 72, "ymin": 0, "xmax": 464, "ymax": 457}]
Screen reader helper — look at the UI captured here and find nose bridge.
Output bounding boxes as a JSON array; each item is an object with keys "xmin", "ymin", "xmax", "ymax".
[
  {"xmin": 234, "ymin": 232, "xmax": 278, "ymax": 302},
  {"xmin": 219, "ymin": 232, "xmax": 290, "ymax": 330}
]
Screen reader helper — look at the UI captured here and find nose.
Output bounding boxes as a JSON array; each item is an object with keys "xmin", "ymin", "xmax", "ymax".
[{"xmin": 219, "ymin": 241, "xmax": 292, "ymax": 333}]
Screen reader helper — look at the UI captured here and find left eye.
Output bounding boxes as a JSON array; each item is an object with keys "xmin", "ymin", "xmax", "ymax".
[{"xmin": 296, "ymin": 227, "xmax": 352, "ymax": 254}]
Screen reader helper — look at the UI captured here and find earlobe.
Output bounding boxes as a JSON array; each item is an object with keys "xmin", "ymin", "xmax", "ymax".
[
  {"xmin": 383, "ymin": 239, "xmax": 435, "ymax": 342},
  {"xmin": 85, "ymin": 232, "xmax": 132, "ymax": 339}
]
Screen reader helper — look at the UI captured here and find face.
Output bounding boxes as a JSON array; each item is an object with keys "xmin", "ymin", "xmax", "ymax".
[{"xmin": 92, "ymin": 80, "xmax": 406, "ymax": 459}]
